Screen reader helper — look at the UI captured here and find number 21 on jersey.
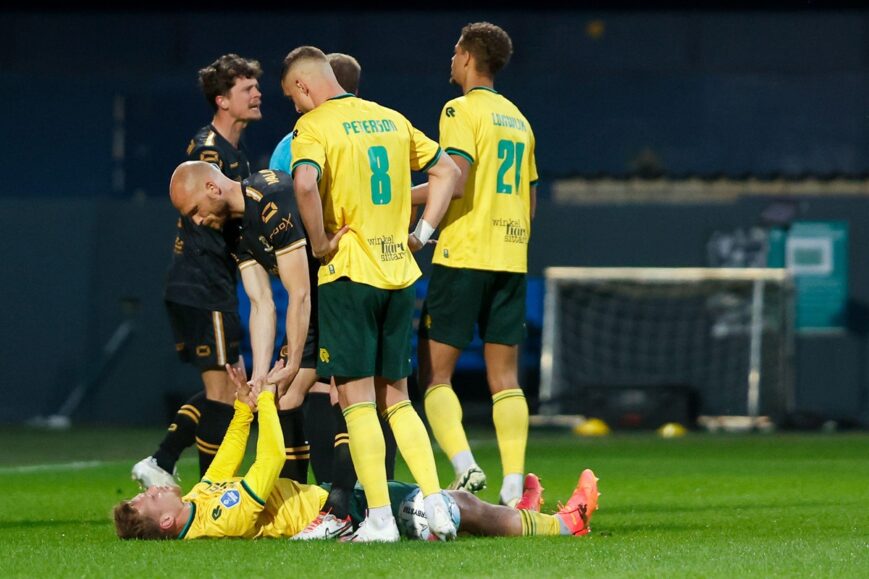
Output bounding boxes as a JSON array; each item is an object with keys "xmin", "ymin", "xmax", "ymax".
[{"xmin": 497, "ymin": 139, "xmax": 525, "ymax": 194}]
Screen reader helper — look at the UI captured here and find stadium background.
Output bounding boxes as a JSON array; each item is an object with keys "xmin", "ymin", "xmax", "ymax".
[{"xmin": 2, "ymin": 7, "xmax": 868, "ymax": 428}]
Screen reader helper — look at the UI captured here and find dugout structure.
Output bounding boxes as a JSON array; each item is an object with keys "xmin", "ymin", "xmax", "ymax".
[{"xmin": 538, "ymin": 268, "xmax": 795, "ymax": 427}]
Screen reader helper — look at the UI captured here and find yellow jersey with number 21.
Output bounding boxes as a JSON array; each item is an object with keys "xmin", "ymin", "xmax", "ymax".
[{"xmin": 435, "ymin": 87, "xmax": 537, "ymax": 273}]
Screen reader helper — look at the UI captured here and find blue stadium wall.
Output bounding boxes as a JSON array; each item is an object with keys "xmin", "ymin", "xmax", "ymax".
[{"xmin": 2, "ymin": 11, "xmax": 868, "ymax": 425}]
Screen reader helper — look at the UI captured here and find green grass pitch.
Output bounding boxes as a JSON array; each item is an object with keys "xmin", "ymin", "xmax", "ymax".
[{"xmin": 1, "ymin": 426, "xmax": 867, "ymax": 577}]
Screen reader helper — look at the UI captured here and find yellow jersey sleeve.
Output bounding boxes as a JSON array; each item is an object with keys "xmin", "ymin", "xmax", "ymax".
[
  {"xmin": 290, "ymin": 119, "xmax": 325, "ymax": 181},
  {"xmin": 439, "ymin": 99, "xmax": 477, "ymax": 166},
  {"xmin": 408, "ymin": 122, "xmax": 442, "ymax": 172},
  {"xmin": 239, "ymin": 391, "xmax": 285, "ymax": 507},
  {"xmin": 201, "ymin": 399, "xmax": 253, "ymax": 483}
]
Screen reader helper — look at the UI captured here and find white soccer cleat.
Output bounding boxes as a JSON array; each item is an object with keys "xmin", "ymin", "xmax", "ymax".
[
  {"xmin": 340, "ymin": 515, "xmax": 400, "ymax": 543},
  {"xmin": 291, "ymin": 511, "xmax": 353, "ymax": 541},
  {"xmin": 448, "ymin": 464, "xmax": 487, "ymax": 493},
  {"xmin": 131, "ymin": 457, "xmax": 180, "ymax": 490},
  {"xmin": 425, "ymin": 494, "xmax": 458, "ymax": 541}
]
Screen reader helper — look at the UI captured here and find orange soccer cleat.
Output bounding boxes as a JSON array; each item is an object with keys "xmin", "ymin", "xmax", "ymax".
[
  {"xmin": 514, "ymin": 473, "xmax": 545, "ymax": 512},
  {"xmin": 555, "ymin": 468, "xmax": 600, "ymax": 536}
]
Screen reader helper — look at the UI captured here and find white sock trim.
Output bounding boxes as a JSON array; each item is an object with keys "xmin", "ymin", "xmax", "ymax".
[{"xmin": 451, "ymin": 450, "xmax": 476, "ymax": 475}]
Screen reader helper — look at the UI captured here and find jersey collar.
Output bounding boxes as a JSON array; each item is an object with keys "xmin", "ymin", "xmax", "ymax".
[
  {"xmin": 328, "ymin": 92, "xmax": 355, "ymax": 101},
  {"xmin": 468, "ymin": 86, "xmax": 498, "ymax": 95},
  {"xmin": 176, "ymin": 502, "xmax": 196, "ymax": 539}
]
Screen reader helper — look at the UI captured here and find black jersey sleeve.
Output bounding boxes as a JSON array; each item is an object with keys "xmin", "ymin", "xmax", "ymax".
[
  {"xmin": 254, "ymin": 171, "xmax": 307, "ymax": 256},
  {"xmin": 261, "ymin": 189, "xmax": 307, "ymax": 256},
  {"xmin": 231, "ymin": 238, "xmax": 257, "ymax": 269}
]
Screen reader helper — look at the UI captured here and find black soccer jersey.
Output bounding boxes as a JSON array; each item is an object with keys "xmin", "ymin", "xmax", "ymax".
[
  {"xmin": 164, "ymin": 125, "xmax": 252, "ymax": 312},
  {"xmin": 232, "ymin": 169, "xmax": 309, "ymax": 274}
]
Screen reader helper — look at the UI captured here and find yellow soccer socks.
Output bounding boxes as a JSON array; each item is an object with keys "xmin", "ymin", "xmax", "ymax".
[
  {"xmin": 519, "ymin": 509, "xmax": 562, "ymax": 536},
  {"xmin": 383, "ymin": 400, "xmax": 441, "ymax": 497},
  {"xmin": 424, "ymin": 384, "xmax": 477, "ymax": 475},
  {"xmin": 492, "ymin": 388, "xmax": 529, "ymax": 504},
  {"xmin": 343, "ymin": 402, "xmax": 390, "ymax": 508}
]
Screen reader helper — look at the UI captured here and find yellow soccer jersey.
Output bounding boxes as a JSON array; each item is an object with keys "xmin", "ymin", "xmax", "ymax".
[
  {"xmin": 177, "ymin": 393, "xmax": 328, "ymax": 540},
  {"xmin": 433, "ymin": 87, "xmax": 538, "ymax": 273},
  {"xmin": 178, "ymin": 477, "xmax": 327, "ymax": 540},
  {"xmin": 291, "ymin": 94, "xmax": 442, "ymax": 289}
]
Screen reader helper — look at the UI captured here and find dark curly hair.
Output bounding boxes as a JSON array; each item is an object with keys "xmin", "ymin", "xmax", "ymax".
[
  {"xmin": 198, "ymin": 53, "xmax": 262, "ymax": 111},
  {"xmin": 459, "ymin": 22, "xmax": 513, "ymax": 76}
]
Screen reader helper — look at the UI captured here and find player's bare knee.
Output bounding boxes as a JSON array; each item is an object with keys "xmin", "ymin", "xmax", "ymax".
[{"xmin": 486, "ymin": 373, "xmax": 520, "ymax": 394}]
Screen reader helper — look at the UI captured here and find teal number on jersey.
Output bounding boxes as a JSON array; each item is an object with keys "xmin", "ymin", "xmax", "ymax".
[
  {"xmin": 496, "ymin": 140, "xmax": 525, "ymax": 194},
  {"xmin": 368, "ymin": 146, "xmax": 392, "ymax": 205}
]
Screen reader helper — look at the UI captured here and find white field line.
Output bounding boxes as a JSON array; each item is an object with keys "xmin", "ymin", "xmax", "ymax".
[
  {"xmin": 0, "ymin": 456, "xmax": 199, "ymax": 476},
  {"xmin": 0, "ymin": 460, "xmax": 105, "ymax": 474}
]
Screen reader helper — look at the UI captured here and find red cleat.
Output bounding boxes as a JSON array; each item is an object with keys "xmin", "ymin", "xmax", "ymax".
[
  {"xmin": 514, "ymin": 473, "xmax": 545, "ymax": 512},
  {"xmin": 555, "ymin": 468, "xmax": 600, "ymax": 536}
]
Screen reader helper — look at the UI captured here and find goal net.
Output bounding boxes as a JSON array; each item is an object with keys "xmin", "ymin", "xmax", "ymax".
[{"xmin": 538, "ymin": 268, "xmax": 795, "ymax": 425}]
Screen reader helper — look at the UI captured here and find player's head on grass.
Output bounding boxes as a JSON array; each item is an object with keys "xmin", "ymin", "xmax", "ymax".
[
  {"xmin": 280, "ymin": 45, "xmax": 344, "ymax": 114},
  {"xmin": 451, "ymin": 22, "xmax": 513, "ymax": 87},
  {"xmin": 169, "ymin": 160, "xmax": 241, "ymax": 229},
  {"xmin": 113, "ymin": 485, "xmax": 186, "ymax": 540},
  {"xmin": 198, "ymin": 53, "xmax": 263, "ymax": 122}
]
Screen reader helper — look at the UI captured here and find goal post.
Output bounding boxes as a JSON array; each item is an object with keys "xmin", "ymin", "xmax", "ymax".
[{"xmin": 538, "ymin": 267, "xmax": 795, "ymax": 427}]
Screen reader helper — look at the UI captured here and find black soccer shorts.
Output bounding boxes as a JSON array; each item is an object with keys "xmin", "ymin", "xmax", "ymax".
[{"xmin": 165, "ymin": 301, "xmax": 242, "ymax": 371}]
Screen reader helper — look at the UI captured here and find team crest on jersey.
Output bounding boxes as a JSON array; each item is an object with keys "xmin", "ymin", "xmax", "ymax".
[{"xmin": 220, "ymin": 489, "xmax": 241, "ymax": 509}]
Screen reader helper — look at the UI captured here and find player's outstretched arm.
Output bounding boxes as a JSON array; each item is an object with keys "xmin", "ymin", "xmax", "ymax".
[
  {"xmin": 227, "ymin": 363, "xmax": 256, "ymax": 410},
  {"xmin": 199, "ymin": 364, "xmax": 256, "ymax": 483},
  {"xmin": 239, "ymin": 365, "xmax": 286, "ymax": 506},
  {"xmin": 272, "ymin": 247, "xmax": 311, "ymax": 396},
  {"xmin": 239, "ymin": 261, "xmax": 277, "ymax": 385}
]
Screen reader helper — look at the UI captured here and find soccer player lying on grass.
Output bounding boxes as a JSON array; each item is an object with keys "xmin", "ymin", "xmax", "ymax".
[{"xmin": 113, "ymin": 361, "xmax": 600, "ymax": 541}]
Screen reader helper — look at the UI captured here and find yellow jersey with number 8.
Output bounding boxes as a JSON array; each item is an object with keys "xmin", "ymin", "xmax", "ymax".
[{"xmin": 291, "ymin": 94, "xmax": 442, "ymax": 289}]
